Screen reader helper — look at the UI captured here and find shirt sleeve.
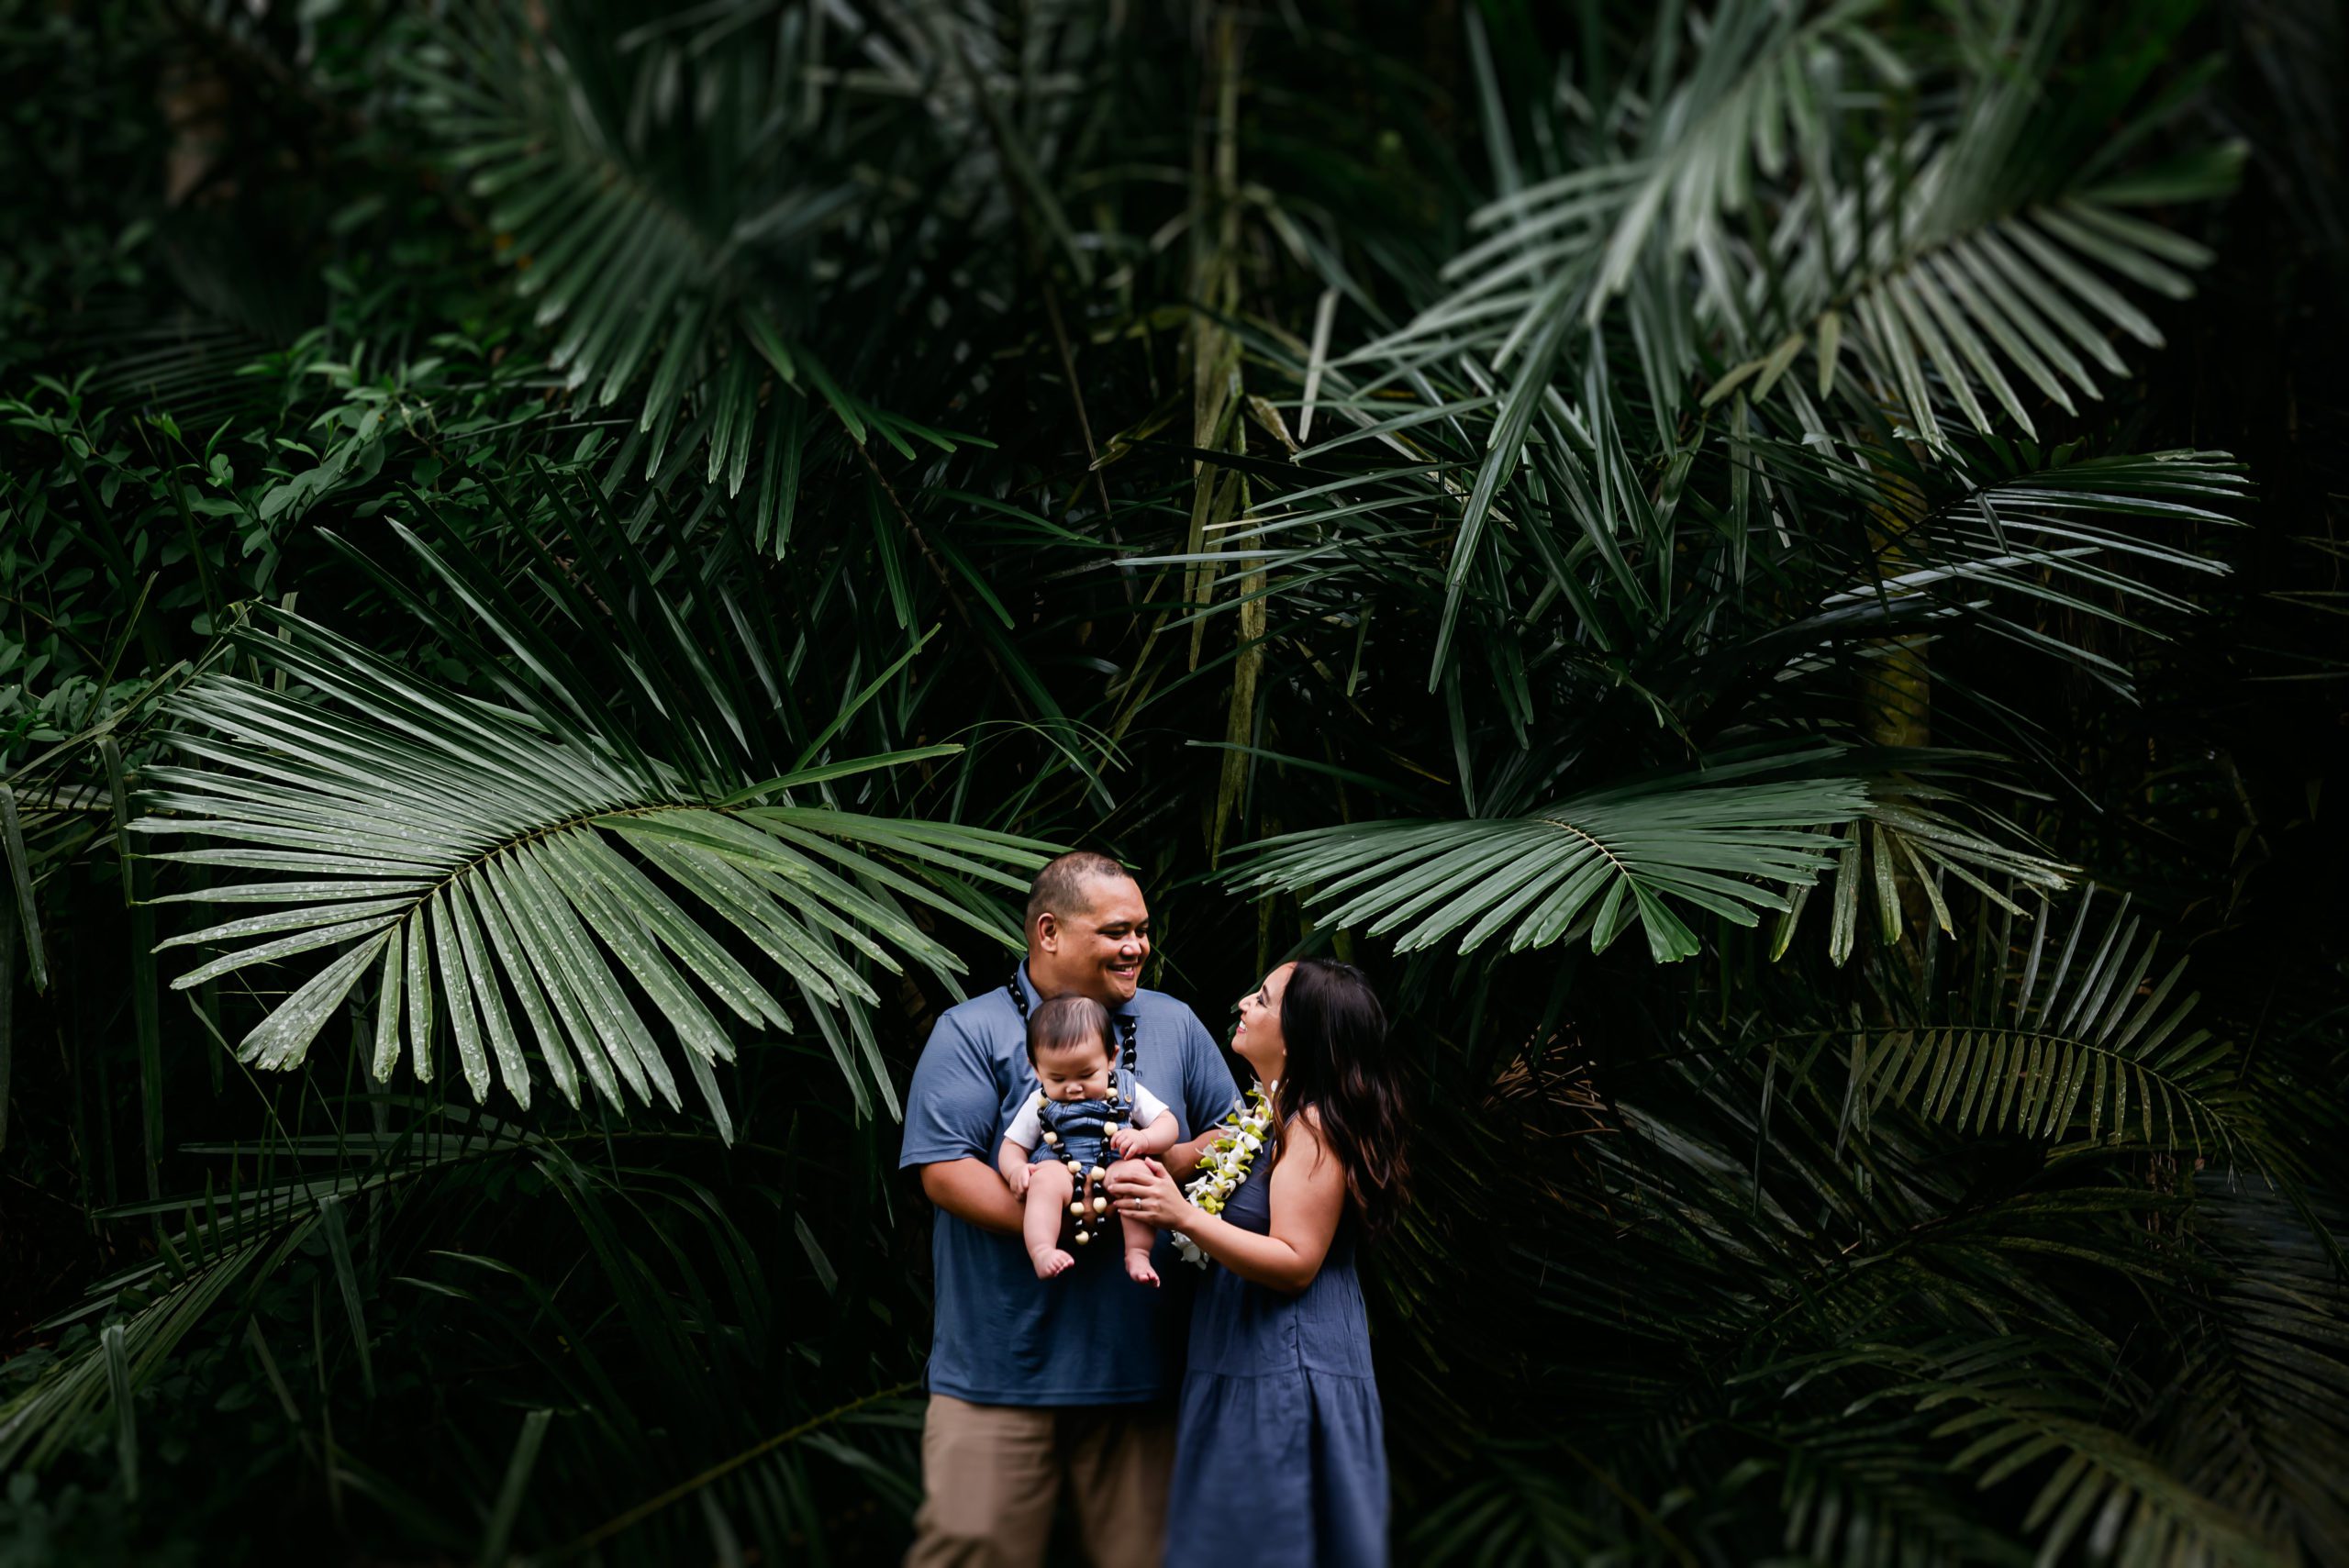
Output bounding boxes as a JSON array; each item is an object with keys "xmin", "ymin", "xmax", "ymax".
[
  {"xmin": 1182, "ymin": 1009, "xmax": 1241, "ymax": 1132},
  {"xmin": 1002, "ymin": 1092, "xmax": 1043, "ymax": 1149},
  {"xmin": 1130, "ymin": 1084, "xmax": 1171, "ymax": 1129},
  {"xmin": 898, "ymin": 1014, "xmax": 1008, "ymax": 1168}
]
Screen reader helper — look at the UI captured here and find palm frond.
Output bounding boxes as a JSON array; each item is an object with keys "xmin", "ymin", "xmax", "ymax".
[
  {"xmin": 1771, "ymin": 785, "xmax": 2074, "ymax": 965},
  {"xmin": 1397, "ymin": 0, "xmax": 2234, "ymax": 473},
  {"xmin": 1402, "ymin": 1443, "xmax": 1620, "ymax": 1566},
  {"xmin": 1862, "ymin": 1342, "xmax": 2297, "ymax": 1568},
  {"xmin": 0, "ymin": 1100, "xmax": 558, "ymax": 1476},
  {"xmin": 137, "ymin": 608, "xmax": 1047, "ymax": 1126},
  {"xmin": 1766, "ymin": 1410, "xmax": 2038, "ymax": 1568},
  {"xmin": 1729, "ymin": 175, "xmax": 2237, "ymax": 447},
  {"xmin": 1712, "ymin": 10, "xmax": 2239, "ymax": 444},
  {"xmin": 2169, "ymin": 1190, "xmax": 2349, "ymax": 1552},
  {"xmin": 407, "ymin": 0, "xmax": 998, "ymax": 519},
  {"xmin": 1842, "ymin": 892, "xmax": 2259, "ymax": 1158},
  {"xmin": 1232, "ymin": 754, "xmax": 1869, "ymax": 962},
  {"xmin": 0, "ymin": 1218, "xmax": 311, "ymax": 1477},
  {"xmin": 1386, "ymin": 0, "xmax": 1888, "ymax": 361}
]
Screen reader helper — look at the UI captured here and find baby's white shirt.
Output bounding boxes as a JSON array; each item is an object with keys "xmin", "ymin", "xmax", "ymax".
[{"xmin": 1002, "ymin": 1082, "xmax": 1169, "ymax": 1150}]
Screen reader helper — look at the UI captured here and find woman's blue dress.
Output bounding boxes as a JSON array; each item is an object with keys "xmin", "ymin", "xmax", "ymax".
[{"xmin": 1162, "ymin": 1146, "xmax": 1388, "ymax": 1565}]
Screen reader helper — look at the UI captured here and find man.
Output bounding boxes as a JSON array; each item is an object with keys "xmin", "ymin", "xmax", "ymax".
[{"xmin": 901, "ymin": 851, "xmax": 1238, "ymax": 1567}]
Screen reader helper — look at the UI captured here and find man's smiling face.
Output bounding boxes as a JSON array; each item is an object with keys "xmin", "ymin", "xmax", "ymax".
[{"xmin": 1033, "ymin": 873, "xmax": 1152, "ymax": 1006}]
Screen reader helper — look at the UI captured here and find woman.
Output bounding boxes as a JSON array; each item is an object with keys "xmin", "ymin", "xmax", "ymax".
[{"xmin": 1108, "ymin": 958, "xmax": 1409, "ymax": 1565}]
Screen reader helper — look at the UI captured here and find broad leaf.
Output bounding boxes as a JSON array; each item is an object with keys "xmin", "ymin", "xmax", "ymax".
[{"xmin": 139, "ymin": 610, "xmax": 1048, "ymax": 1127}]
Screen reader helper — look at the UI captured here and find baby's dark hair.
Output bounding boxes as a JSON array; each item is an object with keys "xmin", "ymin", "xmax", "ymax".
[{"xmin": 1026, "ymin": 994, "xmax": 1113, "ymax": 1064}]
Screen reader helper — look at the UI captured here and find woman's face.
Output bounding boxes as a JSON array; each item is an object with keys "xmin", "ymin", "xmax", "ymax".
[{"xmin": 1233, "ymin": 962, "xmax": 1295, "ymax": 1080}]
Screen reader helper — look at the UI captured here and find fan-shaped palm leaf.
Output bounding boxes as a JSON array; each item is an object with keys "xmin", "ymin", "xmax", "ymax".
[
  {"xmin": 136, "ymin": 609, "xmax": 1047, "ymax": 1131},
  {"xmin": 1383, "ymin": 0, "xmax": 1887, "ymax": 363},
  {"xmin": 1233, "ymin": 753, "xmax": 1869, "ymax": 962}
]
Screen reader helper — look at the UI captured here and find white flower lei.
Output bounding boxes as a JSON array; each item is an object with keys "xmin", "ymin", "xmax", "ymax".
[{"xmin": 1172, "ymin": 1082, "xmax": 1275, "ymax": 1267}]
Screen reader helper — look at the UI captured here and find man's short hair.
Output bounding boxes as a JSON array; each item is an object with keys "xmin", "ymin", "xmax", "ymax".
[{"xmin": 1025, "ymin": 851, "xmax": 1131, "ymax": 929}]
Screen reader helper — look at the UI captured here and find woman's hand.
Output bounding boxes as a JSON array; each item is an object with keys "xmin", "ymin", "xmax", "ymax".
[{"xmin": 1107, "ymin": 1158, "xmax": 1197, "ymax": 1231}]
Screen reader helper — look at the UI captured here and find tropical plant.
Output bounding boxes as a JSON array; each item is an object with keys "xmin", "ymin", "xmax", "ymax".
[{"xmin": 4, "ymin": 1, "xmax": 2346, "ymax": 1565}]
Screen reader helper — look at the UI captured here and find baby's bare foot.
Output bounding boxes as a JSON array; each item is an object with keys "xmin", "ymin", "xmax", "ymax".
[
  {"xmin": 1124, "ymin": 1250, "xmax": 1160, "ymax": 1288},
  {"xmin": 1031, "ymin": 1247, "xmax": 1075, "ymax": 1279}
]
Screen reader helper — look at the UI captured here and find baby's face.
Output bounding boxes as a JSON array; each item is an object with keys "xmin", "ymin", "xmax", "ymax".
[{"xmin": 1034, "ymin": 1040, "xmax": 1113, "ymax": 1101}]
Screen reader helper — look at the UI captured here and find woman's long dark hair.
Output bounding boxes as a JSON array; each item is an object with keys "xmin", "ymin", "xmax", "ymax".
[{"xmin": 1271, "ymin": 958, "xmax": 1410, "ymax": 1240}]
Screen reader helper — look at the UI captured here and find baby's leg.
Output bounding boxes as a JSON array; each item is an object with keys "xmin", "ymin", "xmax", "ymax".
[
  {"xmin": 1106, "ymin": 1159, "xmax": 1160, "ymax": 1287},
  {"xmin": 1024, "ymin": 1161, "xmax": 1076, "ymax": 1278}
]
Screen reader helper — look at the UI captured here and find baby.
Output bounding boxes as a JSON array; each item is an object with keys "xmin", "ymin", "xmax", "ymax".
[{"xmin": 998, "ymin": 994, "xmax": 1179, "ymax": 1286}]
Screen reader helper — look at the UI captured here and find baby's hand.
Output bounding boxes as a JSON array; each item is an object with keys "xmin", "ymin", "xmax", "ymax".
[
  {"xmin": 1109, "ymin": 1127, "xmax": 1141, "ymax": 1159},
  {"xmin": 1006, "ymin": 1163, "xmax": 1030, "ymax": 1195}
]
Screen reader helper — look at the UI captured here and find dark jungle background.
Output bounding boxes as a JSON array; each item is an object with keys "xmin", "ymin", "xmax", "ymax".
[{"xmin": 3, "ymin": 0, "xmax": 2346, "ymax": 1562}]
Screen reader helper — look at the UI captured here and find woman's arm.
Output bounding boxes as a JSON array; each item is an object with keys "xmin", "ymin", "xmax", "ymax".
[{"xmin": 1108, "ymin": 1116, "xmax": 1346, "ymax": 1295}]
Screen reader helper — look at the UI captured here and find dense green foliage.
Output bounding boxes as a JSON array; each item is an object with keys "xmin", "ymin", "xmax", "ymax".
[{"xmin": 4, "ymin": 1, "xmax": 2346, "ymax": 1562}]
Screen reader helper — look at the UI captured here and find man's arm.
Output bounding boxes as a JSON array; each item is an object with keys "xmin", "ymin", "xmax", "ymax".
[
  {"xmin": 902, "ymin": 1013, "xmax": 1026, "ymax": 1231},
  {"xmin": 1162, "ymin": 1125, "xmax": 1217, "ymax": 1182},
  {"xmin": 921, "ymin": 1158, "xmax": 1026, "ymax": 1235}
]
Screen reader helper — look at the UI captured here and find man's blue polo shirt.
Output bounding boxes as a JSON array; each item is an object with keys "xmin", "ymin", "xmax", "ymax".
[{"xmin": 899, "ymin": 962, "xmax": 1237, "ymax": 1406}]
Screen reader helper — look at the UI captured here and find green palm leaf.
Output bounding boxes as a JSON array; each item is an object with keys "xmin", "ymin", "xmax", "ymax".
[
  {"xmin": 1724, "ymin": 173, "xmax": 2238, "ymax": 448},
  {"xmin": 1770, "ymin": 788, "xmax": 2075, "ymax": 966},
  {"xmin": 1867, "ymin": 1343, "xmax": 2295, "ymax": 1568},
  {"xmin": 1705, "ymin": 8, "xmax": 2240, "ymax": 443},
  {"xmin": 0, "ymin": 1217, "xmax": 315, "ymax": 1477},
  {"xmin": 1842, "ymin": 892, "xmax": 2260, "ymax": 1158},
  {"xmin": 1233, "ymin": 757, "xmax": 1869, "ymax": 962},
  {"xmin": 138, "ymin": 609, "xmax": 1048, "ymax": 1129},
  {"xmin": 1386, "ymin": 0, "xmax": 1887, "ymax": 361},
  {"xmin": 406, "ymin": 0, "xmax": 987, "ymax": 530},
  {"xmin": 2175, "ymin": 1193, "xmax": 2349, "ymax": 1550}
]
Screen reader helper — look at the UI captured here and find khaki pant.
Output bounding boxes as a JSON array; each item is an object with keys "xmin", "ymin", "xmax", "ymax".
[{"xmin": 905, "ymin": 1394, "xmax": 1174, "ymax": 1568}]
